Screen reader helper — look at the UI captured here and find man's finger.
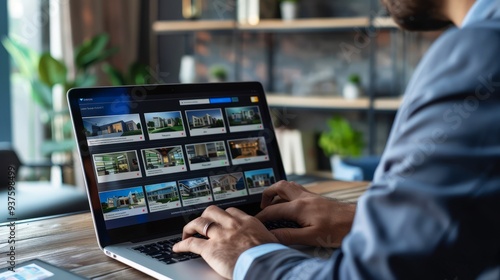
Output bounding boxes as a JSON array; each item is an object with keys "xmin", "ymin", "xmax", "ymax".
[
  {"xmin": 201, "ymin": 205, "xmax": 233, "ymax": 224},
  {"xmin": 173, "ymin": 236, "xmax": 207, "ymax": 255},
  {"xmin": 182, "ymin": 217, "xmax": 220, "ymax": 239},
  {"xmin": 261, "ymin": 181, "xmax": 307, "ymax": 209},
  {"xmin": 255, "ymin": 201, "xmax": 301, "ymax": 223}
]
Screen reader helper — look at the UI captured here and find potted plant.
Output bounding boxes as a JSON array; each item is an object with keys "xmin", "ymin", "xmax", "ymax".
[
  {"xmin": 280, "ymin": 0, "xmax": 299, "ymax": 21},
  {"xmin": 2, "ymin": 34, "xmax": 118, "ymax": 155},
  {"xmin": 209, "ymin": 65, "xmax": 228, "ymax": 82},
  {"xmin": 318, "ymin": 116, "xmax": 365, "ymax": 180},
  {"xmin": 343, "ymin": 73, "xmax": 363, "ymax": 99}
]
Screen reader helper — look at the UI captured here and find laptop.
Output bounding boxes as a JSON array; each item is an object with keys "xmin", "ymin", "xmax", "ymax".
[{"xmin": 67, "ymin": 82, "xmax": 291, "ymax": 280}]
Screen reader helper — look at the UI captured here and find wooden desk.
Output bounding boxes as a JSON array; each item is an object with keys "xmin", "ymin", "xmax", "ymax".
[{"xmin": 0, "ymin": 181, "xmax": 369, "ymax": 279}]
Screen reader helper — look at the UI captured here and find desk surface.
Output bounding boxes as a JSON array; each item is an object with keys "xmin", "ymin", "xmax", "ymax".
[{"xmin": 0, "ymin": 180, "xmax": 368, "ymax": 279}]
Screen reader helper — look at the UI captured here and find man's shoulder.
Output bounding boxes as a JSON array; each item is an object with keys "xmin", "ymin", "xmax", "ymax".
[
  {"xmin": 401, "ymin": 19, "xmax": 500, "ymax": 117},
  {"xmin": 430, "ymin": 20, "xmax": 500, "ymax": 58},
  {"xmin": 415, "ymin": 20, "xmax": 500, "ymax": 78}
]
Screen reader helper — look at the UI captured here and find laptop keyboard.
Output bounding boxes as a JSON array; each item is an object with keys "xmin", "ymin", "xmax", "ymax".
[
  {"xmin": 133, "ymin": 237, "xmax": 200, "ymax": 264},
  {"xmin": 133, "ymin": 220, "xmax": 301, "ymax": 265}
]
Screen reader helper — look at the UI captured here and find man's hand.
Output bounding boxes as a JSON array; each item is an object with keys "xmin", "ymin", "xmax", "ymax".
[
  {"xmin": 256, "ymin": 180, "xmax": 356, "ymax": 247},
  {"xmin": 173, "ymin": 205, "xmax": 279, "ymax": 279}
]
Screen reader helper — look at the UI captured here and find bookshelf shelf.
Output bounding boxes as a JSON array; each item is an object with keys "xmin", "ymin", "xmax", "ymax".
[
  {"xmin": 373, "ymin": 17, "xmax": 398, "ymax": 29},
  {"xmin": 152, "ymin": 20, "xmax": 235, "ymax": 33},
  {"xmin": 239, "ymin": 17, "xmax": 370, "ymax": 31},
  {"xmin": 266, "ymin": 94, "xmax": 402, "ymax": 111},
  {"xmin": 152, "ymin": 17, "xmax": 373, "ymax": 34}
]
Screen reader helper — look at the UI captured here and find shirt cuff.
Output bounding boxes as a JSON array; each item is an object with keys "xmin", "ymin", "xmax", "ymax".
[{"xmin": 233, "ymin": 243, "xmax": 289, "ymax": 280}]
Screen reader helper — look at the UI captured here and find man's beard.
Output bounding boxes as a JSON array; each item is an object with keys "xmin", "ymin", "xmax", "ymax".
[{"xmin": 381, "ymin": 0, "xmax": 453, "ymax": 31}]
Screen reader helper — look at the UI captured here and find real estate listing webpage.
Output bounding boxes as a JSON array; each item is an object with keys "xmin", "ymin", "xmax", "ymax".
[{"xmin": 78, "ymin": 93, "xmax": 281, "ymax": 229}]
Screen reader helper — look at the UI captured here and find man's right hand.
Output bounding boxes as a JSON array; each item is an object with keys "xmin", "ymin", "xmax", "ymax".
[{"xmin": 256, "ymin": 180, "xmax": 356, "ymax": 248}]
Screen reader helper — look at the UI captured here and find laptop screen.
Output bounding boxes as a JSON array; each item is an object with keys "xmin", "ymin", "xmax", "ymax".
[{"xmin": 68, "ymin": 82, "xmax": 286, "ymax": 245}]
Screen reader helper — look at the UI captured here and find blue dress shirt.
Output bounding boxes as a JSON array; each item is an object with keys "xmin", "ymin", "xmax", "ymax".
[{"xmin": 234, "ymin": 1, "xmax": 500, "ymax": 279}]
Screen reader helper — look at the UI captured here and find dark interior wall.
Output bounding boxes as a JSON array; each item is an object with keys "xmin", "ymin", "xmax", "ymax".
[
  {"xmin": 157, "ymin": 1, "xmax": 185, "ymax": 83},
  {"xmin": 0, "ymin": 1, "xmax": 12, "ymax": 142}
]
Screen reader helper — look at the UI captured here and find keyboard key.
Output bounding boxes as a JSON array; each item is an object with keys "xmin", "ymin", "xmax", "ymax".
[{"xmin": 134, "ymin": 236, "xmax": 200, "ymax": 265}]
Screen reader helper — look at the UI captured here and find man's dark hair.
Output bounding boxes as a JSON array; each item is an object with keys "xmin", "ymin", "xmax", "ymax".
[{"xmin": 382, "ymin": 0, "xmax": 453, "ymax": 31}]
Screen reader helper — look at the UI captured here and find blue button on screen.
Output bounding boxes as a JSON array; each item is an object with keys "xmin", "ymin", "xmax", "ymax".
[{"xmin": 210, "ymin": 97, "xmax": 232, "ymax": 104}]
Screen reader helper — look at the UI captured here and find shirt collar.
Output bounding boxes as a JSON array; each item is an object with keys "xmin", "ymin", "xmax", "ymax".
[{"xmin": 462, "ymin": 0, "xmax": 500, "ymax": 27}]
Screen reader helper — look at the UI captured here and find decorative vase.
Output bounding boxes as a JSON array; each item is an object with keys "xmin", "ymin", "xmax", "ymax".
[
  {"xmin": 330, "ymin": 155, "xmax": 363, "ymax": 181},
  {"xmin": 182, "ymin": 0, "xmax": 202, "ymax": 19},
  {"xmin": 342, "ymin": 82, "xmax": 362, "ymax": 99},
  {"xmin": 280, "ymin": 2, "xmax": 298, "ymax": 21},
  {"xmin": 179, "ymin": 55, "xmax": 196, "ymax": 83},
  {"xmin": 238, "ymin": 0, "xmax": 260, "ymax": 25}
]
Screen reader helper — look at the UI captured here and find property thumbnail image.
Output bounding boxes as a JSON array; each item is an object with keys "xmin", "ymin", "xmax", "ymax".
[
  {"xmin": 83, "ymin": 114, "xmax": 144, "ymax": 145},
  {"xmin": 210, "ymin": 172, "xmax": 248, "ymax": 201},
  {"xmin": 142, "ymin": 146, "xmax": 187, "ymax": 176},
  {"xmin": 93, "ymin": 151, "xmax": 142, "ymax": 183},
  {"xmin": 145, "ymin": 182, "xmax": 182, "ymax": 212},
  {"xmin": 228, "ymin": 137, "xmax": 269, "ymax": 165},
  {"xmin": 185, "ymin": 109, "xmax": 225, "ymax": 136},
  {"xmin": 98, "ymin": 186, "xmax": 147, "ymax": 220},
  {"xmin": 225, "ymin": 106, "xmax": 263, "ymax": 132},
  {"xmin": 144, "ymin": 111, "xmax": 186, "ymax": 140},
  {"xmin": 178, "ymin": 177, "xmax": 213, "ymax": 206},
  {"xmin": 185, "ymin": 141, "xmax": 229, "ymax": 171},
  {"xmin": 244, "ymin": 168, "xmax": 276, "ymax": 194}
]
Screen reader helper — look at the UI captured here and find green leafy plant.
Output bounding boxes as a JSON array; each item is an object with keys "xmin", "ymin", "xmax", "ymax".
[
  {"xmin": 209, "ymin": 65, "xmax": 228, "ymax": 81},
  {"xmin": 2, "ymin": 34, "xmax": 118, "ymax": 154},
  {"xmin": 348, "ymin": 73, "xmax": 361, "ymax": 85},
  {"xmin": 103, "ymin": 61, "xmax": 153, "ymax": 85},
  {"xmin": 318, "ymin": 116, "xmax": 364, "ymax": 158}
]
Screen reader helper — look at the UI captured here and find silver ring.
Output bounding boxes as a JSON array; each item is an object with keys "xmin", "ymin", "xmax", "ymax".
[{"xmin": 203, "ymin": 221, "xmax": 214, "ymax": 237}]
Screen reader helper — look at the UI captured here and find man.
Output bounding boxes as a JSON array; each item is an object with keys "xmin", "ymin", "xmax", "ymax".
[{"xmin": 174, "ymin": 0, "xmax": 500, "ymax": 279}]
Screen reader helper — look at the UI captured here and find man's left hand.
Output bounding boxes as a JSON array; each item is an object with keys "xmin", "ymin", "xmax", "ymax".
[{"xmin": 173, "ymin": 205, "xmax": 279, "ymax": 279}]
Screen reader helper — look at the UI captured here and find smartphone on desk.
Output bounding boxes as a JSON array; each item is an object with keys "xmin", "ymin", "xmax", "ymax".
[{"xmin": 0, "ymin": 259, "xmax": 87, "ymax": 280}]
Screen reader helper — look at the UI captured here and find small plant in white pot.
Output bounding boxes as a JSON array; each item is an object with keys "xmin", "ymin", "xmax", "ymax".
[
  {"xmin": 280, "ymin": 0, "xmax": 299, "ymax": 21},
  {"xmin": 318, "ymin": 116, "xmax": 364, "ymax": 180},
  {"xmin": 209, "ymin": 65, "xmax": 228, "ymax": 82},
  {"xmin": 343, "ymin": 74, "xmax": 363, "ymax": 99}
]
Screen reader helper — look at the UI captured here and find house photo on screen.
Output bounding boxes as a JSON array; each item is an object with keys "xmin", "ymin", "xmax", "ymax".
[
  {"xmin": 141, "ymin": 146, "xmax": 187, "ymax": 176},
  {"xmin": 209, "ymin": 172, "xmax": 248, "ymax": 201},
  {"xmin": 177, "ymin": 177, "xmax": 213, "ymax": 206},
  {"xmin": 82, "ymin": 114, "xmax": 144, "ymax": 146},
  {"xmin": 228, "ymin": 137, "xmax": 269, "ymax": 165},
  {"xmin": 144, "ymin": 111, "xmax": 186, "ymax": 140},
  {"xmin": 144, "ymin": 182, "xmax": 182, "ymax": 212},
  {"xmin": 93, "ymin": 150, "xmax": 142, "ymax": 183},
  {"xmin": 98, "ymin": 186, "xmax": 148, "ymax": 221},
  {"xmin": 185, "ymin": 141, "xmax": 230, "ymax": 171},
  {"xmin": 185, "ymin": 108, "xmax": 226, "ymax": 136},
  {"xmin": 244, "ymin": 168, "xmax": 276, "ymax": 194},
  {"xmin": 225, "ymin": 106, "xmax": 263, "ymax": 132}
]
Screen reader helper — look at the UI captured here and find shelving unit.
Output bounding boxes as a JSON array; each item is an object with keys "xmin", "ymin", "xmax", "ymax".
[
  {"xmin": 152, "ymin": 17, "xmax": 396, "ymax": 34},
  {"xmin": 151, "ymin": 1, "xmax": 403, "ymax": 155},
  {"xmin": 238, "ymin": 17, "xmax": 370, "ymax": 31},
  {"xmin": 153, "ymin": 20, "xmax": 235, "ymax": 33},
  {"xmin": 266, "ymin": 95, "xmax": 401, "ymax": 111}
]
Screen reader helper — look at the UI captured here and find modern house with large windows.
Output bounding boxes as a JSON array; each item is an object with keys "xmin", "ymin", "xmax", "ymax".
[
  {"xmin": 192, "ymin": 114, "xmax": 217, "ymax": 127},
  {"xmin": 91, "ymin": 120, "xmax": 138, "ymax": 136},
  {"xmin": 229, "ymin": 109, "xmax": 255, "ymax": 122},
  {"xmin": 106, "ymin": 191, "xmax": 143, "ymax": 208},
  {"xmin": 146, "ymin": 185, "xmax": 178, "ymax": 202},
  {"xmin": 179, "ymin": 180, "xmax": 211, "ymax": 198},
  {"xmin": 211, "ymin": 174, "xmax": 239, "ymax": 193},
  {"xmin": 152, "ymin": 116, "xmax": 177, "ymax": 128},
  {"xmin": 252, "ymin": 173, "xmax": 271, "ymax": 188}
]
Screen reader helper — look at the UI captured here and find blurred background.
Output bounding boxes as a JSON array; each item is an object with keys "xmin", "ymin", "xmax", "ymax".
[{"xmin": 1, "ymin": 0, "xmax": 443, "ymax": 191}]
